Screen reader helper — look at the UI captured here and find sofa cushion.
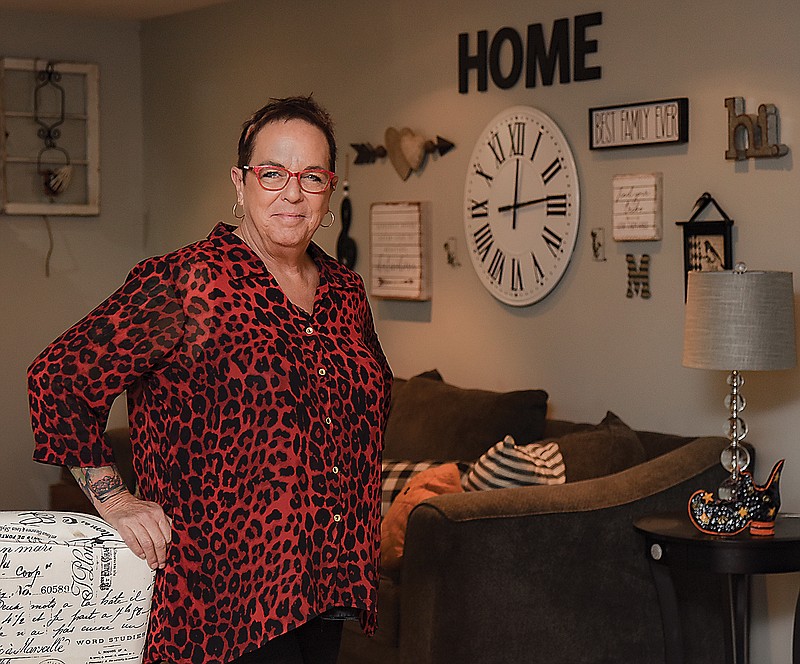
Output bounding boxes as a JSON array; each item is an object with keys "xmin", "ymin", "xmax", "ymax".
[
  {"xmin": 384, "ymin": 376, "xmax": 548, "ymax": 461},
  {"xmin": 461, "ymin": 435, "xmax": 566, "ymax": 490},
  {"xmin": 554, "ymin": 411, "xmax": 646, "ymax": 481},
  {"xmin": 391, "ymin": 369, "xmax": 442, "ymax": 407},
  {"xmin": 380, "ymin": 463, "xmax": 464, "ymax": 574}
]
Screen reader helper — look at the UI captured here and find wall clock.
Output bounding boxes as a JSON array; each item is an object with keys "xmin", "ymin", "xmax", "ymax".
[{"xmin": 464, "ymin": 105, "xmax": 580, "ymax": 306}]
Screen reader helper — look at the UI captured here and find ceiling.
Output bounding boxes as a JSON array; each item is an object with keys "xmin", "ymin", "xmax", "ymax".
[{"xmin": 0, "ymin": 0, "xmax": 238, "ymax": 21}]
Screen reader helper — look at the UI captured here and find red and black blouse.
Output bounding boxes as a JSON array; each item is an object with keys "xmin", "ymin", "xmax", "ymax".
[{"xmin": 28, "ymin": 223, "xmax": 392, "ymax": 664}]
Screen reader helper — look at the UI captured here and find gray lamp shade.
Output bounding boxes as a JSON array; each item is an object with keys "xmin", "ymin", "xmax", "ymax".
[{"xmin": 683, "ymin": 269, "xmax": 797, "ymax": 371}]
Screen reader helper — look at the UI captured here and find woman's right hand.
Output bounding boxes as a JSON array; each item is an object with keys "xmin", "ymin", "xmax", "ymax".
[
  {"xmin": 69, "ymin": 464, "xmax": 172, "ymax": 569},
  {"xmin": 96, "ymin": 490, "xmax": 172, "ymax": 570}
]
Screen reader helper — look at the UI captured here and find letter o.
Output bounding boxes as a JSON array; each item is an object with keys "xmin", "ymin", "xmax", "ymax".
[{"xmin": 489, "ymin": 27, "xmax": 523, "ymax": 90}]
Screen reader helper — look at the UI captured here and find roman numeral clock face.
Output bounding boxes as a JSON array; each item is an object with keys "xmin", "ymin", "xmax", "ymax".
[{"xmin": 464, "ymin": 106, "xmax": 580, "ymax": 306}]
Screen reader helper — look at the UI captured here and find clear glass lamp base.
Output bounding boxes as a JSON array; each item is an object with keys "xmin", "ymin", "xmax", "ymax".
[
  {"xmin": 717, "ymin": 370, "xmax": 751, "ymax": 502},
  {"xmin": 717, "ymin": 445, "xmax": 752, "ymax": 501},
  {"xmin": 720, "ymin": 445, "xmax": 751, "ymax": 474}
]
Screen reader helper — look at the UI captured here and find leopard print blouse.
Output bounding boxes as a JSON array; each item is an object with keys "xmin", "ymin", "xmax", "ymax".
[{"xmin": 28, "ymin": 223, "xmax": 392, "ymax": 663}]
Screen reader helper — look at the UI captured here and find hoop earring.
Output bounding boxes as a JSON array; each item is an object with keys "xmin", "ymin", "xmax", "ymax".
[
  {"xmin": 320, "ymin": 210, "xmax": 335, "ymax": 228},
  {"xmin": 232, "ymin": 201, "xmax": 245, "ymax": 221}
]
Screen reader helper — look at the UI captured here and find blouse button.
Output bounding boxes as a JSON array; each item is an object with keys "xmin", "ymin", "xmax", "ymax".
[
  {"xmin": 332, "ymin": 466, "xmax": 339, "ymax": 474},
  {"xmin": 305, "ymin": 326, "xmax": 314, "ymax": 335},
  {"xmin": 325, "ymin": 417, "xmax": 332, "ymax": 425},
  {"xmin": 318, "ymin": 368, "xmax": 327, "ymax": 376},
  {"xmin": 333, "ymin": 513, "xmax": 342, "ymax": 523}
]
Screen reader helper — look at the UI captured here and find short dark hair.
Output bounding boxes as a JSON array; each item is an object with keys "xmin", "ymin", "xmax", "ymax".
[{"xmin": 236, "ymin": 95, "xmax": 337, "ymax": 173}]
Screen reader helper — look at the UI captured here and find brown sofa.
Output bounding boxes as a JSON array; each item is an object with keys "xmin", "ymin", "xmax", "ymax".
[
  {"xmin": 338, "ymin": 373, "xmax": 737, "ymax": 664},
  {"xmin": 48, "ymin": 373, "xmax": 736, "ymax": 664}
]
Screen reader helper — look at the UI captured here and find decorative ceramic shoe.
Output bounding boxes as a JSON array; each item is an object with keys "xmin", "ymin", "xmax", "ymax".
[{"xmin": 687, "ymin": 459, "xmax": 784, "ymax": 536}]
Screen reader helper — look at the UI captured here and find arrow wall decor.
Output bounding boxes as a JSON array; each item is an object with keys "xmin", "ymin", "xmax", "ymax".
[{"xmin": 350, "ymin": 128, "xmax": 455, "ymax": 180}]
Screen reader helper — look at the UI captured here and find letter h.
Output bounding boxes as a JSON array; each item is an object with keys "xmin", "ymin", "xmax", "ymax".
[
  {"xmin": 458, "ymin": 31, "xmax": 488, "ymax": 93},
  {"xmin": 725, "ymin": 97, "xmax": 789, "ymax": 160}
]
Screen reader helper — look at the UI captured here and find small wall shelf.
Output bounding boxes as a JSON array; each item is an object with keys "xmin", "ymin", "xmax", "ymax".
[{"xmin": 1, "ymin": 58, "xmax": 99, "ymax": 216}]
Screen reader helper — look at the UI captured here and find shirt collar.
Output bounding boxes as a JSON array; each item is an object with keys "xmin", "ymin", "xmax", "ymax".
[{"xmin": 208, "ymin": 222, "xmax": 362, "ymax": 291}]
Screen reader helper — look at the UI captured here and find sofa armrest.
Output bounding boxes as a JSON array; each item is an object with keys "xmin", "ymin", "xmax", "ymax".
[
  {"xmin": 398, "ymin": 435, "xmax": 733, "ymax": 664},
  {"xmin": 420, "ymin": 435, "xmax": 731, "ymax": 520}
]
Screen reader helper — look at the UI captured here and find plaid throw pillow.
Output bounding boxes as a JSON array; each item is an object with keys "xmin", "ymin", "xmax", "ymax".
[{"xmin": 381, "ymin": 460, "xmax": 468, "ymax": 517}]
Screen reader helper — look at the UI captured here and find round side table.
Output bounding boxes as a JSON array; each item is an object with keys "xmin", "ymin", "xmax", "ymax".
[{"xmin": 634, "ymin": 512, "xmax": 800, "ymax": 664}]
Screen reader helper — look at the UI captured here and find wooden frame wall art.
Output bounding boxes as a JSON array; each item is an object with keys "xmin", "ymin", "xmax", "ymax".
[
  {"xmin": 1, "ymin": 58, "xmax": 100, "ymax": 216},
  {"xmin": 612, "ymin": 173, "xmax": 662, "ymax": 241},
  {"xmin": 369, "ymin": 201, "xmax": 431, "ymax": 301}
]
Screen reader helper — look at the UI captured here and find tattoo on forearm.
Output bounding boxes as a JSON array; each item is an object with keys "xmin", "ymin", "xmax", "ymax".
[
  {"xmin": 69, "ymin": 466, "xmax": 126, "ymax": 504},
  {"xmin": 88, "ymin": 474, "xmax": 124, "ymax": 501}
]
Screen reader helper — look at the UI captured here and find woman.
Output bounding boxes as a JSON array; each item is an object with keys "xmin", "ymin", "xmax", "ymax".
[{"xmin": 28, "ymin": 96, "xmax": 392, "ymax": 664}]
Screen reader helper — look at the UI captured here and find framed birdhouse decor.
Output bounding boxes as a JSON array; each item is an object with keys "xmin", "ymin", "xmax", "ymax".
[
  {"xmin": 675, "ymin": 192, "xmax": 734, "ymax": 298},
  {"xmin": 0, "ymin": 58, "xmax": 100, "ymax": 216}
]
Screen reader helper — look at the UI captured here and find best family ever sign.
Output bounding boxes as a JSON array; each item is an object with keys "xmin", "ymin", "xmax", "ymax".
[{"xmin": 589, "ymin": 98, "xmax": 689, "ymax": 149}]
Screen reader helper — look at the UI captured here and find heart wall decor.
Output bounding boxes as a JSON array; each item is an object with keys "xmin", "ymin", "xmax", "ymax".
[
  {"xmin": 384, "ymin": 127, "xmax": 413, "ymax": 180},
  {"xmin": 399, "ymin": 128, "xmax": 427, "ymax": 171},
  {"xmin": 351, "ymin": 130, "xmax": 455, "ymax": 180}
]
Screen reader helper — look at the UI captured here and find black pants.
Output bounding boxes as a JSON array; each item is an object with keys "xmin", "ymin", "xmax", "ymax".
[{"xmin": 233, "ymin": 618, "xmax": 344, "ymax": 664}]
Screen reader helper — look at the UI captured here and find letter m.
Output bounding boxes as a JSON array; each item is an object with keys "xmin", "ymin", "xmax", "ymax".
[
  {"xmin": 526, "ymin": 18, "xmax": 570, "ymax": 87},
  {"xmin": 626, "ymin": 254, "xmax": 651, "ymax": 299}
]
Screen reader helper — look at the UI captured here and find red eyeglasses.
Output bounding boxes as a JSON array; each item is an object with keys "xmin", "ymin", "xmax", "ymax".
[{"xmin": 242, "ymin": 165, "xmax": 337, "ymax": 194}]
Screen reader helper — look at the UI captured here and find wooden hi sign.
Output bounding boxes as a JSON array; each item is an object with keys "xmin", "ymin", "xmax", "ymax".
[{"xmin": 725, "ymin": 97, "xmax": 789, "ymax": 160}]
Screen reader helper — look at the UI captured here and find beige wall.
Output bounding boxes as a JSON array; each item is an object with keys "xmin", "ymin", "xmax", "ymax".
[
  {"xmin": 0, "ymin": 11, "xmax": 145, "ymax": 509},
  {"xmin": 2, "ymin": 0, "xmax": 800, "ymax": 660},
  {"xmin": 142, "ymin": 0, "xmax": 800, "ymax": 479}
]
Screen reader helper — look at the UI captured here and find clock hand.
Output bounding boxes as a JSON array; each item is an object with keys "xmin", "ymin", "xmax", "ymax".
[
  {"xmin": 512, "ymin": 159, "xmax": 520, "ymax": 230},
  {"xmin": 498, "ymin": 195, "xmax": 549, "ymax": 213}
]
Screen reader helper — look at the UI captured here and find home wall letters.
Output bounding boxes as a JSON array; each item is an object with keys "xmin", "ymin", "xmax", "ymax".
[{"xmin": 458, "ymin": 12, "xmax": 602, "ymax": 93}]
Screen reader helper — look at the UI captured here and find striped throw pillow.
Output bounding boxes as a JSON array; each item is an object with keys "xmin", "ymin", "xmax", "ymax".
[{"xmin": 462, "ymin": 435, "xmax": 566, "ymax": 491}]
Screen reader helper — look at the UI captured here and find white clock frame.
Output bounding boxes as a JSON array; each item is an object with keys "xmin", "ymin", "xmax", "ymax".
[{"xmin": 463, "ymin": 105, "xmax": 580, "ymax": 306}]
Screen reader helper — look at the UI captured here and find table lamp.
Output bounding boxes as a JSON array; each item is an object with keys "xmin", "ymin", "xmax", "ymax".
[{"xmin": 683, "ymin": 264, "xmax": 796, "ymax": 501}]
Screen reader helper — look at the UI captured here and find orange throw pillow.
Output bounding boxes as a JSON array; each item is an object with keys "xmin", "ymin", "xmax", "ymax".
[{"xmin": 380, "ymin": 463, "xmax": 464, "ymax": 573}]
